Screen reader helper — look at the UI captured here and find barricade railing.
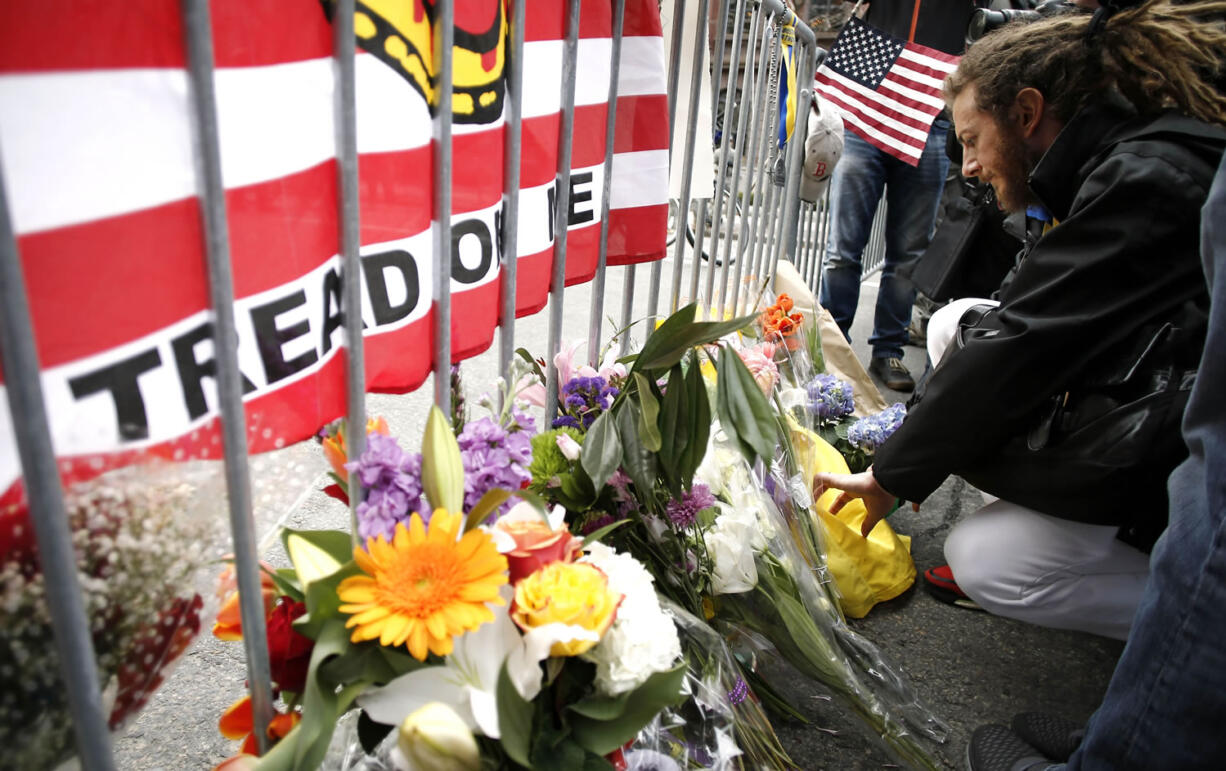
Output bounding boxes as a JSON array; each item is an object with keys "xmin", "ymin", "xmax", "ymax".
[{"xmin": 0, "ymin": 0, "xmax": 818, "ymax": 766}]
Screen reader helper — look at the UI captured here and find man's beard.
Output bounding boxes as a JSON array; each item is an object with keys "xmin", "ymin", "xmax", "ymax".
[{"xmin": 992, "ymin": 122, "xmax": 1039, "ymax": 213}]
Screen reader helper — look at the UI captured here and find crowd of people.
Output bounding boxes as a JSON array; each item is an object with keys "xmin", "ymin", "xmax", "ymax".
[{"xmin": 812, "ymin": 0, "xmax": 1226, "ymax": 767}]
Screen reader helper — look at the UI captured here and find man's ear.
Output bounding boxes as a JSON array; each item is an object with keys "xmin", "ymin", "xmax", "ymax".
[{"xmin": 1012, "ymin": 87, "xmax": 1046, "ymax": 139}]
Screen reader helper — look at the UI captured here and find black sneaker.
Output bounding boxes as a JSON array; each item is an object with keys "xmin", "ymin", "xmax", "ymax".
[
  {"xmin": 869, "ymin": 357, "xmax": 915, "ymax": 392},
  {"xmin": 966, "ymin": 724, "xmax": 1059, "ymax": 771},
  {"xmin": 1011, "ymin": 713, "xmax": 1085, "ymax": 762}
]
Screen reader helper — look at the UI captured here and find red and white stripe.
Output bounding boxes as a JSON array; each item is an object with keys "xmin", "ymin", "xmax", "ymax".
[
  {"xmin": 0, "ymin": 0, "xmax": 669, "ymax": 504},
  {"xmin": 815, "ymin": 41, "xmax": 957, "ymax": 165}
]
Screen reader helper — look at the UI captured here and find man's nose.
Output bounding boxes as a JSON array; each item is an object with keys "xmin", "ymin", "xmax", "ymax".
[{"xmin": 961, "ymin": 154, "xmax": 980, "ymax": 180}]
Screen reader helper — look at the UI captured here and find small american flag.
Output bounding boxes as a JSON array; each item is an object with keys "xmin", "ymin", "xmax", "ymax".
[{"xmin": 815, "ymin": 17, "xmax": 959, "ymax": 166}]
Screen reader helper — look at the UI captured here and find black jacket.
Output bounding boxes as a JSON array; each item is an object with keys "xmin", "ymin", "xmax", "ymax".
[{"xmin": 873, "ymin": 95, "xmax": 1226, "ymax": 549}]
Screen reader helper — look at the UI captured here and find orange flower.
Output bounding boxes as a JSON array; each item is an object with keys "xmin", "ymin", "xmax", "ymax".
[
  {"xmin": 493, "ymin": 504, "xmax": 584, "ymax": 583},
  {"xmin": 761, "ymin": 294, "xmax": 804, "ymax": 349},
  {"xmin": 212, "ymin": 564, "xmax": 277, "ymax": 641},
  {"xmin": 218, "ymin": 695, "xmax": 300, "ymax": 756},
  {"xmin": 323, "ymin": 416, "xmax": 391, "ymax": 479}
]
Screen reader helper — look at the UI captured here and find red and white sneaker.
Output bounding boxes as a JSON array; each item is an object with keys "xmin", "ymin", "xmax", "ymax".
[{"xmin": 923, "ymin": 564, "xmax": 984, "ymax": 611}]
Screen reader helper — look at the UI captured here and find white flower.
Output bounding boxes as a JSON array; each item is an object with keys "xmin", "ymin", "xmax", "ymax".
[
  {"xmin": 393, "ymin": 702, "xmax": 481, "ymax": 771},
  {"xmin": 580, "ymin": 542, "xmax": 682, "ymax": 696},
  {"xmin": 359, "ymin": 589, "xmax": 548, "ymax": 739},
  {"xmin": 555, "ymin": 432, "xmax": 582, "ymax": 461},
  {"xmin": 705, "ymin": 525, "xmax": 758, "ymax": 594}
]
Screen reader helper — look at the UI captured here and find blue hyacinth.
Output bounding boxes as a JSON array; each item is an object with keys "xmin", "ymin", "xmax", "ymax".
[{"xmin": 847, "ymin": 403, "xmax": 907, "ymax": 453}]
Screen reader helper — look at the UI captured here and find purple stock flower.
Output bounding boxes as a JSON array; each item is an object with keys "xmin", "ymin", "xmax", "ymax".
[
  {"xmin": 847, "ymin": 403, "xmax": 907, "ymax": 452},
  {"xmin": 552, "ymin": 375, "xmax": 615, "ymax": 430},
  {"xmin": 665, "ymin": 483, "xmax": 716, "ymax": 529},
  {"xmin": 457, "ymin": 416, "xmax": 535, "ymax": 516},
  {"xmin": 805, "ymin": 374, "xmax": 855, "ymax": 423},
  {"xmin": 347, "ymin": 433, "xmax": 425, "ymax": 541}
]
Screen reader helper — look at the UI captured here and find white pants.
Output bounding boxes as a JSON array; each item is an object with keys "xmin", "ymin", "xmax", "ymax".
[{"xmin": 927, "ymin": 299, "xmax": 1151, "ymax": 640}]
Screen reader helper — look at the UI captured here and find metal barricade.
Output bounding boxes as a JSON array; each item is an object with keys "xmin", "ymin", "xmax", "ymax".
[{"xmin": 0, "ymin": 1, "xmax": 818, "ymax": 766}]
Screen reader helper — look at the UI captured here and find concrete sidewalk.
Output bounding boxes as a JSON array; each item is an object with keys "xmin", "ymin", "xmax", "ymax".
[{"xmin": 112, "ymin": 264, "xmax": 1122, "ymax": 770}]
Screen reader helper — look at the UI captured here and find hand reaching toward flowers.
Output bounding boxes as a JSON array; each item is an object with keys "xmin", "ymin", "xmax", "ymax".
[{"xmin": 813, "ymin": 466, "xmax": 914, "ymax": 537}]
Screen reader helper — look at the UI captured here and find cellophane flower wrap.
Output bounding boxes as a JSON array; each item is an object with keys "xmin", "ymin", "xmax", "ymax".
[
  {"xmin": 515, "ymin": 306, "xmax": 948, "ymax": 770},
  {"xmin": 210, "ymin": 390, "xmax": 686, "ymax": 771},
  {"xmin": 0, "ymin": 463, "xmax": 221, "ymax": 769}
]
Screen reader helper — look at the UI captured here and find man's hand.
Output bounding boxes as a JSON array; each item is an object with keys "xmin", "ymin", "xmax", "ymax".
[{"xmin": 812, "ymin": 466, "xmax": 909, "ymax": 537}]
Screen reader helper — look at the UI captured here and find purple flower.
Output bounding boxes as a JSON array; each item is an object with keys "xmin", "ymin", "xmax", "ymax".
[
  {"xmin": 665, "ymin": 483, "xmax": 716, "ymax": 528},
  {"xmin": 458, "ymin": 416, "xmax": 534, "ymax": 516},
  {"xmin": 727, "ymin": 677, "xmax": 749, "ymax": 705},
  {"xmin": 347, "ymin": 433, "xmax": 425, "ymax": 541},
  {"xmin": 552, "ymin": 375, "xmax": 615, "ymax": 430},
  {"xmin": 847, "ymin": 403, "xmax": 907, "ymax": 452},
  {"xmin": 581, "ymin": 513, "xmax": 617, "ymax": 535},
  {"xmin": 805, "ymin": 374, "xmax": 855, "ymax": 423}
]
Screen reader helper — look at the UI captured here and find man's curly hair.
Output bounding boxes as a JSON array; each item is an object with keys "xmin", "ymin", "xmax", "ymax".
[{"xmin": 945, "ymin": 0, "xmax": 1226, "ymax": 126}]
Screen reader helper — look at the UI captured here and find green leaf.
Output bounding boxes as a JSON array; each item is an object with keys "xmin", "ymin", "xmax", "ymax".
[
  {"xmin": 568, "ymin": 661, "xmax": 687, "ymax": 755},
  {"xmin": 579, "ymin": 410, "xmax": 622, "ymax": 490},
  {"xmin": 717, "ymin": 346, "xmax": 778, "ymax": 465},
  {"xmin": 497, "ymin": 661, "xmax": 534, "ymax": 768},
  {"xmin": 567, "ymin": 690, "xmax": 631, "ymax": 720},
  {"xmin": 292, "ymin": 560, "xmax": 363, "ymax": 640},
  {"xmin": 464, "ymin": 487, "xmax": 511, "ymax": 532},
  {"xmin": 679, "ymin": 360, "xmax": 711, "ymax": 489},
  {"xmin": 293, "ymin": 619, "xmax": 362, "ymax": 769},
  {"xmin": 421, "ymin": 405, "xmax": 465, "ymax": 514},
  {"xmin": 531, "ymin": 735, "xmax": 586, "ymax": 771},
  {"xmin": 658, "ymin": 365, "xmax": 688, "ymax": 473},
  {"xmin": 268, "ymin": 566, "xmax": 304, "ymax": 602},
  {"xmin": 615, "ymin": 403, "xmax": 657, "ymax": 495},
  {"xmin": 286, "ymin": 532, "xmax": 345, "ymax": 588},
  {"xmin": 632, "ymin": 372, "xmax": 663, "ymax": 452},
  {"xmin": 279, "ymin": 528, "xmax": 355, "ymax": 568},
  {"xmin": 581, "ymin": 518, "xmax": 632, "ymax": 546},
  {"xmin": 634, "ymin": 304, "xmax": 758, "ymax": 373}
]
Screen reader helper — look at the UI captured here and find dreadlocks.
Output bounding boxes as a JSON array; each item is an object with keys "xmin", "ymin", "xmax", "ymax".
[{"xmin": 945, "ymin": 0, "xmax": 1226, "ymax": 127}]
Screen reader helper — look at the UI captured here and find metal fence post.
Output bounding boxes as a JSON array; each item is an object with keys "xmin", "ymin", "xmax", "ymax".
[
  {"xmin": 589, "ymin": 0, "xmax": 628, "ymax": 365},
  {"xmin": 333, "ymin": 0, "xmax": 366, "ymax": 545},
  {"xmin": 543, "ymin": 0, "xmax": 583, "ymax": 423},
  {"xmin": 0, "ymin": 154, "xmax": 116, "ymax": 771},
  {"xmin": 433, "ymin": 1, "xmax": 456, "ymax": 413},
  {"xmin": 499, "ymin": 0, "xmax": 528, "ymax": 378},
  {"xmin": 180, "ymin": 0, "xmax": 274, "ymax": 751}
]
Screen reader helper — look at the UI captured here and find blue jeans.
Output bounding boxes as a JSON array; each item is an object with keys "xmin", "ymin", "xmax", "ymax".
[
  {"xmin": 819, "ymin": 122, "xmax": 949, "ymax": 360},
  {"xmin": 1056, "ymin": 154, "xmax": 1226, "ymax": 771}
]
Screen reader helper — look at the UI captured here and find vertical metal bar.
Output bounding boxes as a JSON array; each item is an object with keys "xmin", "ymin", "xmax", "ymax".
[
  {"xmin": 544, "ymin": 0, "xmax": 583, "ymax": 422},
  {"xmin": 748, "ymin": 27, "xmax": 781, "ymax": 301},
  {"xmin": 433, "ymin": 0, "xmax": 455, "ymax": 413},
  {"xmin": 619, "ymin": 264, "xmax": 637, "ymax": 356},
  {"xmin": 333, "ymin": 0, "xmax": 366, "ymax": 545},
  {"xmin": 499, "ymin": 0, "xmax": 528, "ymax": 378},
  {"xmin": 775, "ymin": 60, "xmax": 813, "ymax": 282},
  {"xmin": 729, "ymin": 21, "xmax": 775, "ymax": 314},
  {"xmin": 670, "ymin": 0, "xmax": 711, "ymax": 313},
  {"xmin": 704, "ymin": 0, "xmax": 746, "ymax": 310},
  {"xmin": 687, "ymin": 198, "xmax": 707, "ymax": 307},
  {"xmin": 715, "ymin": 2, "xmax": 762, "ymax": 317},
  {"xmin": 589, "ymin": 0, "xmax": 627, "ymax": 365},
  {"xmin": 797, "ymin": 203, "xmax": 811, "ymax": 278},
  {"xmin": 180, "ymin": 0, "xmax": 274, "ymax": 751},
  {"xmin": 666, "ymin": 0, "xmax": 689, "ymax": 149},
  {"xmin": 651, "ymin": 0, "xmax": 690, "ymax": 328},
  {"xmin": 0, "ymin": 164, "xmax": 115, "ymax": 771}
]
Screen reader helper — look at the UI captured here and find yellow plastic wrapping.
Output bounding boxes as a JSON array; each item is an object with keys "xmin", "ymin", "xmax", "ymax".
[{"xmin": 788, "ymin": 422, "xmax": 916, "ymax": 618}]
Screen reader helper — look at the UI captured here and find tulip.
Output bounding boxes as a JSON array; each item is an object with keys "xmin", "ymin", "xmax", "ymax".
[{"xmin": 396, "ymin": 702, "xmax": 482, "ymax": 771}]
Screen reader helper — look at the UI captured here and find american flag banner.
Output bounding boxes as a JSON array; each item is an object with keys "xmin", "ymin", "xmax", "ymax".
[
  {"xmin": 0, "ymin": 0, "xmax": 670, "ymax": 506},
  {"xmin": 814, "ymin": 16, "xmax": 958, "ymax": 166}
]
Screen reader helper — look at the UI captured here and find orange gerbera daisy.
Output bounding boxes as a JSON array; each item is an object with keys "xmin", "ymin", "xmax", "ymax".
[{"xmin": 337, "ymin": 509, "xmax": 509, "ymax": 661}]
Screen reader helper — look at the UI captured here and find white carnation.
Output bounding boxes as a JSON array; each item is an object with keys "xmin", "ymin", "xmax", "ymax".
[{"xmin": 581, "ymin": 542, "xmax": 682, "ymax": 696}]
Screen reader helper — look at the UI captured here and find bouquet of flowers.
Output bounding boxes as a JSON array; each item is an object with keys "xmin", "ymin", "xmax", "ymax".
[
  {"xmin": 212, "ymin": 406, "xmax": 687, "ymax": 770},
  {"xmin": 520, "ymin": 303, "xmax": 948, "ymax": 769},
  {"xmin": 0, "ymin": 464, "xmax": 219, "ymax": 769}
]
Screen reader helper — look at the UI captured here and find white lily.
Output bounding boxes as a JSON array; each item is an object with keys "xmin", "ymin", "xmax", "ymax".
[{"xmin": 357, "ymin": 588, "xmax": 596, "ymax": 738}]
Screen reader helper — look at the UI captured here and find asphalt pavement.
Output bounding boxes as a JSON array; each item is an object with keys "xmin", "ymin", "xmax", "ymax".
[{"xmin": 112, "ymin": 261, "xmax": 1122, "ymax": 770}]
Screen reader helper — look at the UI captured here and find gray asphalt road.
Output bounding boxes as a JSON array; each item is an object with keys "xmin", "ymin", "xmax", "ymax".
[{"xmin": 112, "ymin": 261, "xmax": 1120, "ymax": 770}]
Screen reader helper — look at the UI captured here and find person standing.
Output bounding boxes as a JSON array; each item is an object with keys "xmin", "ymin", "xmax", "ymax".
[{"xmin": 818, "ymin": 0, "xmax": 976, "ymax": 392}]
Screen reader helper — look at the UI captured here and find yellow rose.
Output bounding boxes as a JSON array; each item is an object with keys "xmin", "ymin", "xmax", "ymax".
[{"xmin": 510, "ymin": 562, "xmax": 622, "ymax": 656}]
